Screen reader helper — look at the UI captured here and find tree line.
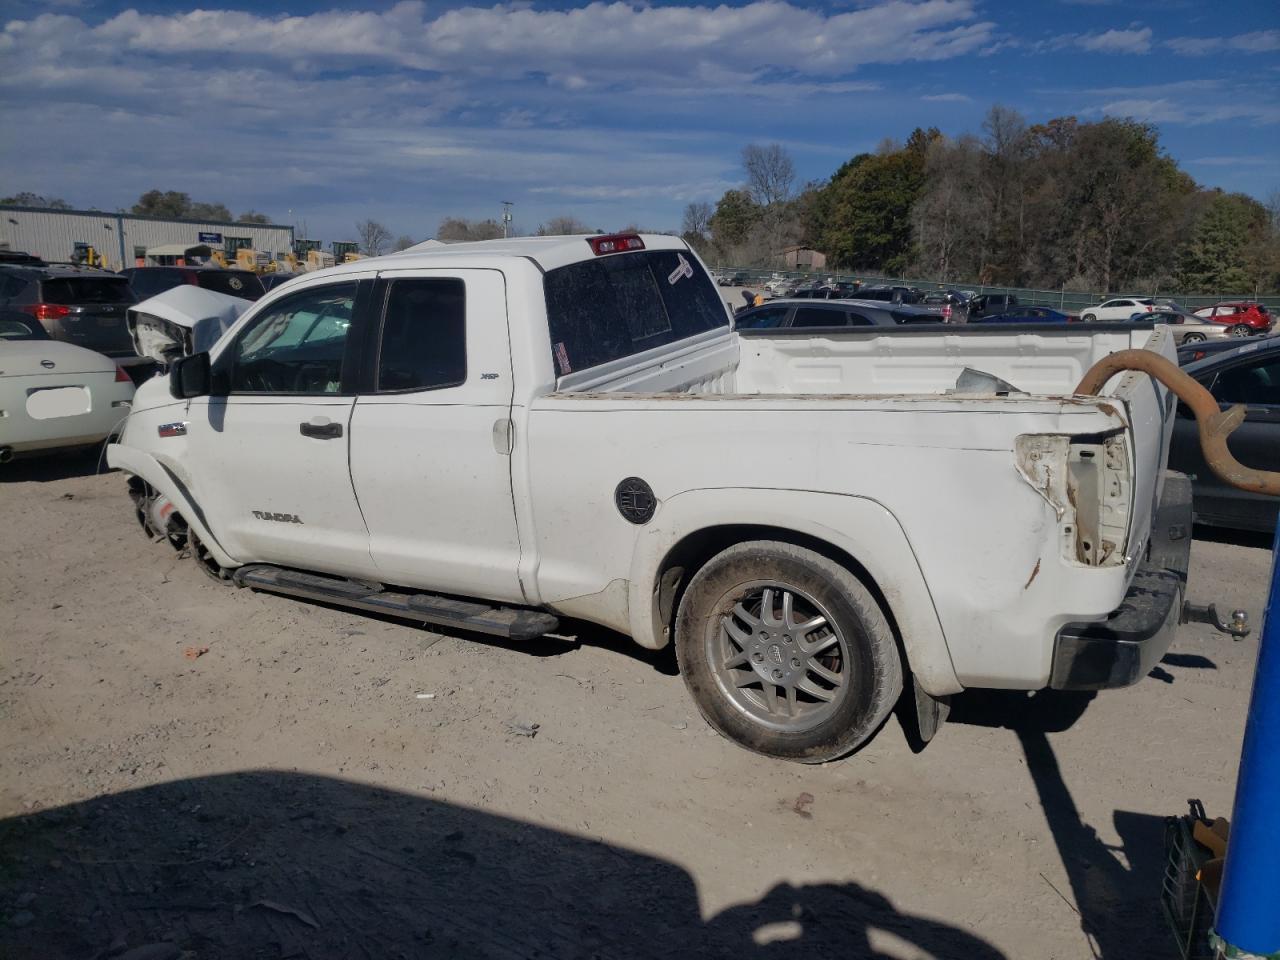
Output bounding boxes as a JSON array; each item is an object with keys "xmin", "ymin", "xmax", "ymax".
[{"xmin": 683, "ymin": 109, "xmax": 1280, "ymax": 296}]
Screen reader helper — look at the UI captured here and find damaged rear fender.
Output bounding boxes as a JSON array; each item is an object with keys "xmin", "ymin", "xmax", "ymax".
[{"xmin": 106, "ymin": 443, "xmax": 239, "ymax": 569}]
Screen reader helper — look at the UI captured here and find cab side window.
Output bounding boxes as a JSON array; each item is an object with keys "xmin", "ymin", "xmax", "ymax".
[
  {"xmin": 1211, "ymin": 358, "xmax": 1280, "ymax": 407},
  {"xmin": 228, "ymin": 282, "xmax": 356, "ymax": 394},
  {"xmin": 375, "ymin": 278, "xmax": 466, "ymax": 392}
]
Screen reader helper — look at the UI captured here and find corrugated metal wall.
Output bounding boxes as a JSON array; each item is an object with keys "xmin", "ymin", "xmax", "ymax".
[{"xmin": 0, "ymin": 207, "xmax": 293, "ymax": 271}]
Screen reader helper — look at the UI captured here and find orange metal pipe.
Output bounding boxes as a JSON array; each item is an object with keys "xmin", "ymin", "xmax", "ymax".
[{"xmin": 1075, "ymin": 349, "xmax": 1280, "ymax": 497}]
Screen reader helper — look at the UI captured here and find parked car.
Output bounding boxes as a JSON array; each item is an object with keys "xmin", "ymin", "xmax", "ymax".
[
  {"xmin": 966, "ymin": 293, "xmax": 1018, "ymax": 319},
  {"xmin": 1177, "ymin": 337, "xmax": 1255, "ymax": 365},
  {"xmin": 734, "ymin": 300, "xmax": 942, "ymax": 330},
  {"xmin": 1143, "ymin": 309, "xmax": 1241, "ymax": 345},
  {"xmin": 1169, "ymin": 337, "xmax": 1280, "ymax": 533},
  {"xmin": 0, "ymin": 314, "xmax": 135, "ymax": 462},
  {"xmin": 1080, "ymin": 297, "xmax": 1154, "ymax": 323},
  {"xmin": 1191, "ymin": 302, "xmax": 1273, "ymax": 336},
  {"xmin": 118, "ymin": 266, "xmax": 267, "ymax": 302},
  {"xmin": 0, "ymin": 264, "xmax": 145, "ymax": 371},
  {"xmin": 260, "ymin": 273, "xmax": 302, "ymax": 293},
  {"xmin": 0, "ymin": 250, "xmax": 47, "ymax": 267},
  {"xmin": 112, "ymin": 233, "xmax": 1189, "ymax": 763},
  {"xmin": 975, "ymin": 306, "xmax": 1075, "ymax": 324},
  {"xmin": 856, "ymin": 285, "xmax": 920, "ymax": 305}
]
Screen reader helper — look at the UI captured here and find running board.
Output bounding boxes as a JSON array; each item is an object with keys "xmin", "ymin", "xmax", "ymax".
[{"xmin": 232, "ymin": 564, "xmax": 560, "ymax": 641}]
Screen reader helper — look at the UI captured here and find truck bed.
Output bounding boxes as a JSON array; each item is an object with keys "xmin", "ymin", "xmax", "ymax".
[{"xmin": 553, "ymin": 324, "xmax": 1165, "ymax": 400}]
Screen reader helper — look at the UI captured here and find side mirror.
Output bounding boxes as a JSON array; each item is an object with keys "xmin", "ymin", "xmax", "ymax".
[{"xmin": 170, "ymin": 352, "xmax": 211, "ymax": 399}]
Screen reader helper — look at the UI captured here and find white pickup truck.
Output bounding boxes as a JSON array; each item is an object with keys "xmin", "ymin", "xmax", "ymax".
[{"xmin": 110, "ymin": 233, "xmax": 1191, "ymax": 762}]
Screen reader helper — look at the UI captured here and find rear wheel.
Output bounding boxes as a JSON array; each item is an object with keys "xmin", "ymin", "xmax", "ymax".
[
  {"xmin": 1181, "ymin": 332, "xmax": 1206, "ymax": 344},
  {"xmin": 675, "ymin": 541, "xmax": 902, "ymax": 763},
  {"xmin": 1227, "ymin": 324, "xmax": 1251, "ymax": 338}
]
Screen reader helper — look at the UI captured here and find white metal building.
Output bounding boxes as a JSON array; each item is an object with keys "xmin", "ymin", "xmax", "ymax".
[{"xmin": 0, "ymin": 205, "xmax": 294, "ymax": 271}]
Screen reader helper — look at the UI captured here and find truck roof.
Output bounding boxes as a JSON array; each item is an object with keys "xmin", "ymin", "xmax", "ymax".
[{"xmin": 306, "ymin": 233, "xmax": 690, "ymax": 280}]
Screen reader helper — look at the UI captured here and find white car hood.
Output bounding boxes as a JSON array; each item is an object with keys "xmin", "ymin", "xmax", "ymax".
[{"xmin": 128, "ymin": 286, "xmax": 251, "ymax": 362}]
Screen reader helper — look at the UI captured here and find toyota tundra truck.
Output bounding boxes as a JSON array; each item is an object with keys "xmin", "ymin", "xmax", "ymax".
[{"xmin": 109, "ymin": 233, "xmax": 1190, "ymax": 762}]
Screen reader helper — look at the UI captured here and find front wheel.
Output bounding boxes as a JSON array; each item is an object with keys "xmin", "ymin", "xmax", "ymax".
[
  {"xmin": 1227, "ymin": 324, "xmax": 1251, "ymax": 338},
  {"xmin": 1082, "ymin": 313, "xmax": 1097, "ymax": 323},
  {"xmin": 675, "ymin": 541, "xmax": 903, "ymax": 763}
]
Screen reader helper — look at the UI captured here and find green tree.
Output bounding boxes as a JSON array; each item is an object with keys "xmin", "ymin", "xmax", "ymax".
[
  {"xmin": 708, "ymin": 189, "xmax": 761, "ymax": 249},
  {"xmin": 818, "ymin": 128, "xmax": 938, "ymax": 272},
  {"xmin": 1177, "ymin": 192, "xmax": 1269, "ymax": 292},
  {"xmin": 2, "ymin": 191, "xmax": 70, "ymax": 209},
  {"xmin": 238, "ymin": 210, "xmax": 270, "ymax": 224}
]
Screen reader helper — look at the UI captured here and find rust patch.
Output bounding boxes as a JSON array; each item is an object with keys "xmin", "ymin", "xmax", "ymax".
[{"xmin": 1023, "ymin": 559, "xmax": 1041, "ymax": 590}]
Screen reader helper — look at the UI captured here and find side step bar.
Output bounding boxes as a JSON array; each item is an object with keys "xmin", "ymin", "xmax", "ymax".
[{"xmin": 232, "ymin": 564, "xmax": 560, "ymax": 641}]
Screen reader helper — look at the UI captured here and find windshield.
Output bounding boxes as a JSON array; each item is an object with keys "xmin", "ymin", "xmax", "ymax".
[{"xmin": 42, "ymin": 277, "xmax": 135, "ymax": 305}]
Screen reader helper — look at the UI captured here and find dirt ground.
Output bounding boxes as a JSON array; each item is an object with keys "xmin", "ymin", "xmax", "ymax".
[{"xmin": 0, "ymin": 451, "xmax": 1272, "ymax": 959}]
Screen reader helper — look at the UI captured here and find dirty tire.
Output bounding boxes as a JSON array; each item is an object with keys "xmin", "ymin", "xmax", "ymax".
[{"xmin": 675, "ymin": 541, "xmax": 902, "ymax": 763}]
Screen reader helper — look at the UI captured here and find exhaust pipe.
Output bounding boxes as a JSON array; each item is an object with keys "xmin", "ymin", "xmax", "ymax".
[{"xmin": 0, "ymin": 446, "xmax": 13, "ymax": 464}]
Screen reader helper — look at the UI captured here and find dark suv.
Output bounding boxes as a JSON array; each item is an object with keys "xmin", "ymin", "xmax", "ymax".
[
  {"xmin": 0, "ymin": 265, "xmax": 143, "ymax": 365},
  {"xmin": 968, "ymin": 293, "xmax": 1019, "ymax": 319},
  {"xmin": 118, "ymin": 266, "xmax": 266, "ymax": 302}
]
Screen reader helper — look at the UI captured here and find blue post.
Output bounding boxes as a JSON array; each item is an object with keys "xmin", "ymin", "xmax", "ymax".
[{"xmin": 1214, "ymin": 513, "xmax": 1280, "ymax": 958}]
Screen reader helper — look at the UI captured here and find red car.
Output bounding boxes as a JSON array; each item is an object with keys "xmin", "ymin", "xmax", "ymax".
[{"xmin": 1193, "ymin": 301, "xmax": 1273, "ymax": 335}]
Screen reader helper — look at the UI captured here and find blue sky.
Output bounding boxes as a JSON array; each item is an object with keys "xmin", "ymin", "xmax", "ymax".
[{"xmin": 1, "ymin": 0, "xmax": 1276, "ymax": 243}]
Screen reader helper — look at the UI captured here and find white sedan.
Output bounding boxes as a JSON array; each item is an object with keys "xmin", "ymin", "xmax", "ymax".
[
  {"xmin": 0, "ymin": 312, "xmax": 135, "ymax": 463},
  {"xmin": 1080, "ymin": 297, "xmax": 1155, "ymax": 322}
]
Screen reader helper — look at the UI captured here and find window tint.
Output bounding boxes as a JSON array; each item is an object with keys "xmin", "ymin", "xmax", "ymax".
[
  {"xmin": 0, "ymin": 313, "xmax": 47, "ymax": 340},
  {"xmin": 544, "ymin": 249, "xmax": 727, "ymax": 375},
  {"xmin": 735, "ymin": 306, "xmax": 789, "ymax": 330},
  {"xmin": 376, "ymin": 278, "xmax": 466, "ymax": 392},
  {"xmin": 0, "ymin": 274, "xmax": 27, "ymax": 299},
  {"xmin": 793, "ymin": 306, "xmax": 860, "ymax": 328},
  {"xmin": 199, "ymin": 270, "xmax": 265, "ymax": 300},
  {"xmin": 229, "ymin": 283, "xmax": 356, "ymax": 394},
  {"xmin": 124, "ymin": 269, "xmax": 186, "ymax": 300},
  {"xmin": 42, "ymin": 278, "xmax": 134, "ymax": 304},
  {"xmin": 1212, "ymin": 358, "xmax": 1280, "ymax": 407}
]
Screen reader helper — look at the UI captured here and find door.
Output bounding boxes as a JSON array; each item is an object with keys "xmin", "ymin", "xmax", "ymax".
[
  {"xmin": 184, "ymin": 276, "xmax": 380, "ymax": 577},
  {"xmin": 1171, "ymin": 350, "xmax": 1280, "ymax": 531},
  {"xmin": 348, "ymin": 270, "xmax": 525, "ymax": 602}
]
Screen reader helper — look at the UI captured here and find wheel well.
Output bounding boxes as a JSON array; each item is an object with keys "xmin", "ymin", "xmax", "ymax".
[{"xmin": 652, "ymin": 524, "xmax": 902, "ymax": 654}]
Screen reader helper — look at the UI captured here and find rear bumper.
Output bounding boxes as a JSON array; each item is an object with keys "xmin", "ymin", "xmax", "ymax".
[{"xmin": 1049, "ymin": 472, "xmax": 1192, "ymax": 691}]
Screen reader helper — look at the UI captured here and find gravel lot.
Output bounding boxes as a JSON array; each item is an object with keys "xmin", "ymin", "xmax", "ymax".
[{"xmin": 0, "ymin": 452, "xmax": 1272, "ymax": 959}]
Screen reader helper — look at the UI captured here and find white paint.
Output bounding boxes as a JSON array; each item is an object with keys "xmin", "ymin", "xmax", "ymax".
[{"xmin": 108, "ymin": 234, "xmax": 1179, "ymax": 696}]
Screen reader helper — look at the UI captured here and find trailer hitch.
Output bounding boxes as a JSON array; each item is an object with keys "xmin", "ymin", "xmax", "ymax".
[
  {"xmin": 1077, "ymin": 350, "xmax": 1276, "ymax": 641},
  {"xmin": 1075, "ymin": 349, "xmax": 1280, "ymax": 498},
  {"xmin": 1181, "ymin": 602, "xmax": 1250, "ymax": 639}
]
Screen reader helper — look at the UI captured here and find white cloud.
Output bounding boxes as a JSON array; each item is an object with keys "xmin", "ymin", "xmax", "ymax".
[
  {"xmin": 1187, "ymin": 156, "xmax": 1272, "ymax": 167},
  {"xmin": 1096, "ymin": 97, "xmax": 1280, "ymax": 126},
  {"xmin": 1, "ymin": 0, "xmax": 995, "ymax": 80},
  {"xmin": 1071, "ymin": 27, "xmax": 1153, "ymax": 54},
  {"xmin": 922, "ymin": 92, "xmax": 971, "ymax": 101},
  {"xmin": 1166, "ymin": 30, "xmax": 1280, "ymax": 56}
]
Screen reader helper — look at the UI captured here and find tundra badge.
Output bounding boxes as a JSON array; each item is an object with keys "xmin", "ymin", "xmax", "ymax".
[{"xmin": 253, "ymin": 511, "xmax": 304, "ymax": 524}]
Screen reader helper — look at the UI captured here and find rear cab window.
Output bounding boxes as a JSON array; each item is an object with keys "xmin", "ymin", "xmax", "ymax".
[
  {"xmin": 42, "ymin": 277, "xmax": 134, "ymax": 304},
  {"xmin": 544, "ymin": 249, "xmax": 728, "ymax": 376}
]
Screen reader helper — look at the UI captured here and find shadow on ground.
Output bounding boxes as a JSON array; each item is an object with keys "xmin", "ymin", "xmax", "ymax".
[
  {"xmin": 0, "ymin": 771, "xmax": 1006, "ymax": 959},
  {"xmin": 950, "ymin": 689, "xmax": 1169, "ymax": 959},
  {"xmin": 1192, "ymin": 523, "xmax": 1273, "ymax": 551},
  {"xmin": 0, "ymin": 447, "xmax": 111, "ymax": 484}
]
